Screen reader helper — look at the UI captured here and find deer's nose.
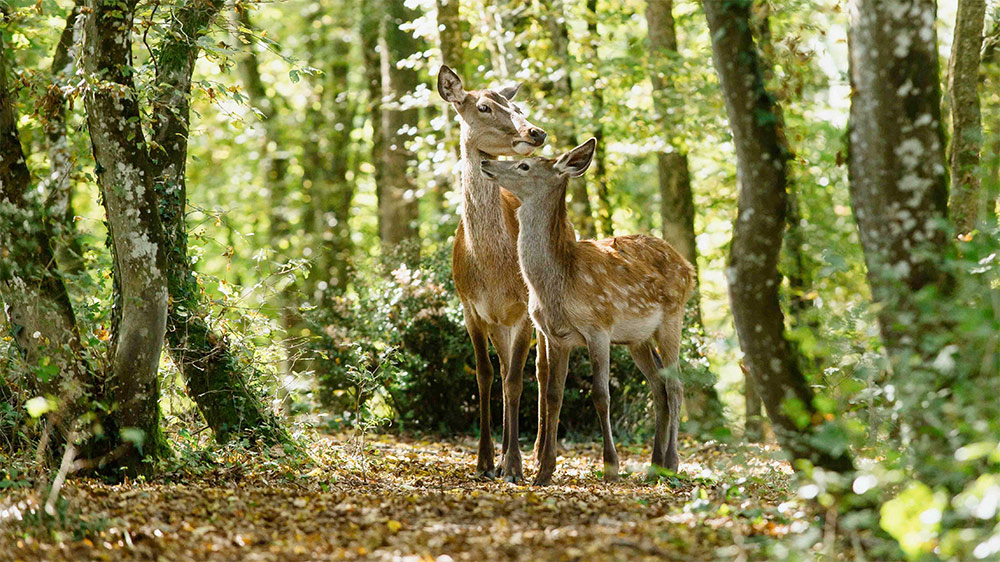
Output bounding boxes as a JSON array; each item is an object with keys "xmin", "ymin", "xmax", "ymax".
[
  {"xmin": 480, "ymin": 160, "xmax": 489, "ymax": 167},
  {"xmin": 528, "ymin": 128, "xmax": 547, "ymax": 145}
]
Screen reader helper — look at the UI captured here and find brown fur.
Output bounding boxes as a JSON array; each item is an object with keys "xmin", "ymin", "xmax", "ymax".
[
  {"xmin": 481, "ymin": 138, "xmax": 695, "ymax": 485},
  {"xmin": 438, "ymin": 65, "xmax": 548, "ymax": 483}
]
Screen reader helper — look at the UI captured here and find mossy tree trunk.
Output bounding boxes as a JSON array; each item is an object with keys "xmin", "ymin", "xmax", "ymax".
[
  {"xmin": 83, "ymin": 0, "xmax": 171, "ymax": 477},
  {"xmin": 947, "ymin": 0, "xmax": 986, "ymax": 235},
  {"xmin": 704, "ymin": 0, "xmax": 853, "ymax": 473},
  {"xmin": 1, "ymin": 37, "xmax": 94, "ymax": 448},
  {"xmin": 149, "ymin": 0, "xmax": 288, "ymax": 446}
]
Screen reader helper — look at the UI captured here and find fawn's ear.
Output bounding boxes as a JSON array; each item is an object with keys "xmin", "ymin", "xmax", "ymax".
[
  {"xmin": 438, "ymin": 65, "xmax": 466, "ymax": 103},
  {"xmin": 554, "ymin": 138, "xmax": 597, "ymax": 178},
  {"xmin": 498, "ymin": 83, "xmax": 521, "ymax": 100}
]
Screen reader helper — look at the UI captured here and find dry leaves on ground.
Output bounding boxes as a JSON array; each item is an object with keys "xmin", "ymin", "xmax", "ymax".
[{"xmin": 0, "ymin": 432, "xmax": 805, "ymax": 561}]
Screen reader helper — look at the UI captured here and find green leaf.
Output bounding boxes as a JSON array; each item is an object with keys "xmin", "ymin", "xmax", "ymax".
[
  {"xmin": 120, "ymin": 427, "xmax": 147, "ymax": 453},
  {"xmin": 880, "ymin": 481, "xmax": 946, "ymax": 560},
  {"xmin": 25, "ymin": 396, "xmax": 53, "ymax": 418}
]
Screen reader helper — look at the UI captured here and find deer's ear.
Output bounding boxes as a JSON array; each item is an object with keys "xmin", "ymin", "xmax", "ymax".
[
  {"xmin": 438, "ymin": 65, "xmax": 466, "ymax": 103},
  {"xmin": 498, "ymin": 83, "xmax": 521, "ymax": 100},
  {"xmin": 554, "ymin": 138, "xmax": 597, "ymax": 178}
]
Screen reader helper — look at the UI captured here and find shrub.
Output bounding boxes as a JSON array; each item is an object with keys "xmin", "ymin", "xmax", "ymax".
[{"xmin": 307, "ymin": 246, "xmax": 716, "ymax": 443}]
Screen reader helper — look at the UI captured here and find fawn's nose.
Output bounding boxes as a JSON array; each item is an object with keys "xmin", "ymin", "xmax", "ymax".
[{"xmin": 528, "ymin": 128, "xmax": 547, "ymax": 145}]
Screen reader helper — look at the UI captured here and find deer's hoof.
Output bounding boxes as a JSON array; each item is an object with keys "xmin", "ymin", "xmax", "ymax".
[
  {"xmin": 532, "ymin": 475, "xmax": 553, "ymax": 487},
  {"xmin": 502, "ymin": 472, "xmax": 523, "ymax": 484},
  {"xmin": 603, "ymin": 463, "xmax": 620, "ymax": 482},
  {"xmin": 476, "ymin": 469, "xmax": 496, "ymax": 480}
]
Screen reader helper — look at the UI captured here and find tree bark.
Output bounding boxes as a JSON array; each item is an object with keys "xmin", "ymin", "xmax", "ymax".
[
  {"xmin": 586, "ymin": 0, "xmax": 612, "ymax": 238},
  {"xmin": 544, "ymin": 1, "xmax": 596, "ymax": 238},
  {"xmin": 704, "ymin": 0, "xmax": 852, "ymax": 473},
  {"xmin": 646, "ymin": 0, "xmax": 726, "ymax": 435},
  {"xmin": 378, "ymin": 0, "xmax": 422, "ymax": 252},
  {"xmin": 436, "ymin": 0, "xmax": 467, "ymax": 75},
  {"xmin": 41, "ymin": 2, "xmax": 85, "ymax": 274},
  {"xmin": 148, "ymin": 0, "xmax": 287, "ymax": 446},
  {"xmin": 361, "ymin": 0, "xmax": 385, "ymax": 241},
  {"xmin": 302, "ymin": 1, "xmax": 355, "ymax": 296},
  {"xmin": 435, "ymin": 0, "xmax": 467, "ymax": 213},
  {"xmin": 83, "ymin": 0, "xmax": 170, "ymax": 475},
  {"xmin": 1, "ymin": 37, "xmax": 92, "ymax": 437},
  {"xmin": 947, "ymin": 0, "xmax": 986, "ymax": 234},
  {"xmin": 847, "ymin": 0, "xmax": 953, "ymax": 362}
]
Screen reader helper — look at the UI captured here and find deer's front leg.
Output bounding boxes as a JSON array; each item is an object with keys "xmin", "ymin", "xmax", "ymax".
[
  {"xmin": 534, "ymin": 339, "xmax": 569, "ymax": 486},
  {"xmin": 533, "ymin": 330, "xmax": 549, "ymax": 460},
  {"xmin": 587, "ymin": 331, "xmax": 619, "ymax": 482},
  {"xmin": 466, "ymin": 313, "xmax": 495, "ymax": 479},
  {"xmin": 498, "ymin": 321, "xmax": 531, "ymax": 483}
]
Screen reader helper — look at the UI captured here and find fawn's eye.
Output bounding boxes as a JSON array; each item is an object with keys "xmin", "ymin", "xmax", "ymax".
[
  {"xmin": 518, "ymin": 163, "xmax": 530, "ymax": 171},
  {"xmin": 477, "ymin": 104, "xmax": 491, "ymax": 113}
]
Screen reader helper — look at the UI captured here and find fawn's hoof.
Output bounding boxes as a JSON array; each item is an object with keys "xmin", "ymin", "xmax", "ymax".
[
  {"xmin": 603, "ymin": 463, "xmax": 620, "ymax": 482},
  {"xmin": 476, "ymin": 469, "xmax": 496, "ymax": 480},
  {"xmin": 532, "ymin": 474, "xmax": 553, "ymax": 486}
]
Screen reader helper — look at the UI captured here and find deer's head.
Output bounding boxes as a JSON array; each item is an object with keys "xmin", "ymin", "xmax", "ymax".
[
  {"xmin": 480, "ymin": 138, "xmax": 597, "ymax": 203},
  {"xmin": 438, "ymin": 65, "xmax": 547, "ymax": 157}
]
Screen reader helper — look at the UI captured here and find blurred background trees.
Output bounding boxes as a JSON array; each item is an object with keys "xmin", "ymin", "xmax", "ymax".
[{"xmin": 1, "ymin": 0, "xmax": 999, "ymax": 557}]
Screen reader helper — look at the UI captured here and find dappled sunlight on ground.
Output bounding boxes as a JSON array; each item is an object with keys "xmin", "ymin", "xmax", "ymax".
[{"xmin": 1, "ymin": 432, "xmax": 802, "ymax": 561}]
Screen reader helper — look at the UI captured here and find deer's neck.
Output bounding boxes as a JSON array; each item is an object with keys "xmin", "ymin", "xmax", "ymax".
[
  {"xmin": 460, "ymin": 135, "xmax": 510, "ymax": 245},
  {"xmin": 516, "ymin": 182, "xmax": 575, "ymax": 300}
]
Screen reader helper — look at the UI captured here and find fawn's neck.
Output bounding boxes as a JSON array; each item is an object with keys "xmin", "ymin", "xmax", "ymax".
[
  {"xmin": 460, "ymin": 134, "xmax": 509, "ymax": 246},
  {"xmin": 516, "ymin": 181, "xmax": 575, "ymax": 298}
]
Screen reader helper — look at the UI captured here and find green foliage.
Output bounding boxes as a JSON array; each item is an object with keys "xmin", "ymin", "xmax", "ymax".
[{"xmin": 306, "ymin": 245, "xmax": 713, "ymax": 441}]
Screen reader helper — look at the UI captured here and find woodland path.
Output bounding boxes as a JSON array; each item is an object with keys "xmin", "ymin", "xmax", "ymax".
[{"xmin": 1, "ymin": 433, "xmax": 799, "ymax": 561}]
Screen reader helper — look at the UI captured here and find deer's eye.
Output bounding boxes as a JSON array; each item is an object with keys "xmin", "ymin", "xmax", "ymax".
[
  {"xmin": 517, "ymin": 163, "xmax": 530, "ymax": 171},
  {"xmin": 477, "ymin": 104, "xmax": 491, "ymax": 113}
]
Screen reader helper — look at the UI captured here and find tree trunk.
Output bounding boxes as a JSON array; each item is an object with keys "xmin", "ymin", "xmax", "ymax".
[
  {"xmin": 41, "ymin": 3, "xmax": 85, "ymax": 274},
  {"xmin": 436, "ymin": 0, "xmax": 467, "ymax": 75},
  {"xmin": 361, "ymin": 0, "xmax": 385, "ymax": 241},
  {"xmin": 435, "ymin": 0, "xmax": 467, "ymax": 214},
  {"xmin": 379, "ymin": 0, "xmax": 422, "ymax": 252},
  {"xmin": 302, "ymin": 1, "xmax": 355, "ymax": 296},
  {"xmin": 846, "ymin": 0, "xmax": 953, "ymax": 362},
  {"xmin": 149, "ymin": 0, "xmax": 287, "ymax": 446},
  {"xmin": 544, "ymin": 1, "xmax": 596, "ymax": 238},
  {"xmin": 947, "ymin": 0, "xmax": 986, "ymax": 234},
  {"xmin": 704, "ymin": 0, "xmax": 852, "ymax": 473},
  {"xmin": 83, "ymin": 0, "xmax": 170, "ymax": 476},
  {"xmin": 646, "ymin": 0, "xmax": 726, "ymax": 436},
  {"xmin": 586, "ymin": 0, "xmax": 612, "ymax": 238},
  {"xmin": 1, "ymin": 38, "xmax": 93, "ymax": 439}
]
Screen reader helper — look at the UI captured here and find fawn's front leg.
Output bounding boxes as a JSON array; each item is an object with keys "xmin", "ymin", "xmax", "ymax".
[{"xmin": 533, "ymin": 340, "xmax": 569, "ymax": 486}]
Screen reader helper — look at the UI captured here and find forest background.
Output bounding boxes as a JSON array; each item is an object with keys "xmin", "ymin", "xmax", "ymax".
[{"xmin": 1, "ymin": 0, "xmax": 999, "ymax": 560}]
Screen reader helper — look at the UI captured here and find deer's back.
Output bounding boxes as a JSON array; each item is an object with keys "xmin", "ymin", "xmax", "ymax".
[{"xmin": 536, "ymin": 234, "xmax": 694, "ymax": 343}]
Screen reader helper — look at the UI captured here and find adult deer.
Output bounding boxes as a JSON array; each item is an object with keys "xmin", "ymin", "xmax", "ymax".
[
  {"xmin": 437, "ymin": 65, "xmax": 548, "ymax": 482},
  {"xmin": 481, "ymin": 138, "xmax": 695, "ymax": 485}
]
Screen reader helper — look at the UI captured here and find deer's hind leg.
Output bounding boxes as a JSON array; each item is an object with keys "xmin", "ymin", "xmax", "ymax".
[
  {"xmin": 653, "ymin": 315, "xmax": 685, "ymax": 471},
  {"xmin": 628, "ymin": 341, "xmax": 673, "ymax": 475}
]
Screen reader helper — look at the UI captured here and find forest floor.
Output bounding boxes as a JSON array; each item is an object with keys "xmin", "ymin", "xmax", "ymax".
[{"xmin": 0, "ymin": 432, "xmax": 809, "ymax": 561}]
